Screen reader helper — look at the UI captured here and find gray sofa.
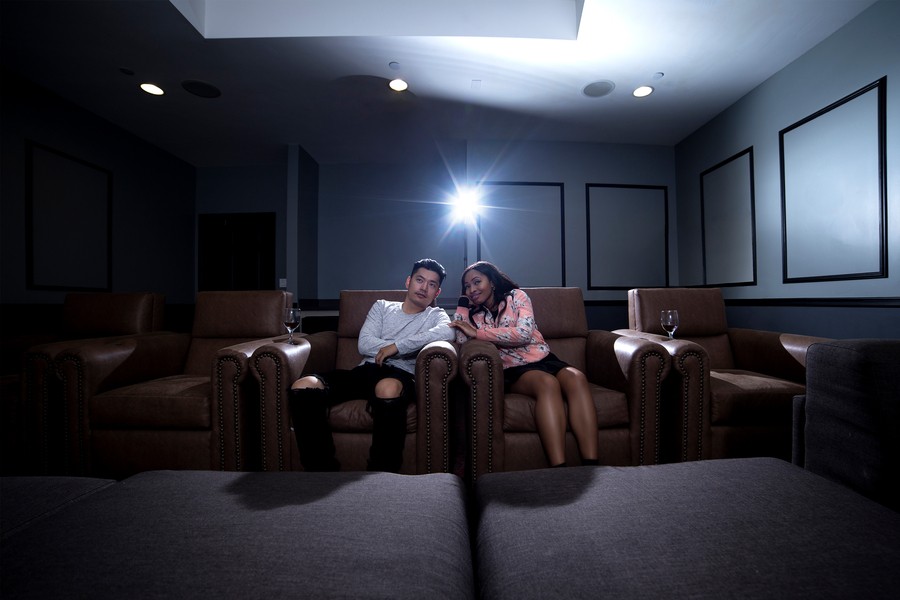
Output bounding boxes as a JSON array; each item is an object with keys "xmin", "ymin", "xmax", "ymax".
[
  {"xmin": 3, "ymin": 458, "xmax": 899, "ymax": 599},
  {"xmin": 4, "ymin": 338, "xmax": 899, "ymax": 598}
]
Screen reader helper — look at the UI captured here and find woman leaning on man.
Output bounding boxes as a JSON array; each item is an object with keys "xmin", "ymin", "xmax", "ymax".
[{"xmin": 448, "ymin": 261, "xmax": 599, "ymax": 468}]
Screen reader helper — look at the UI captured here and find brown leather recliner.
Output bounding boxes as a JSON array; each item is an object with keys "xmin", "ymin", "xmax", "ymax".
[
  {"xmin": 249, "ymin": 290, "xmax": 457, "ymax": 474},
  {"xmin": 22, "ymin": 292, "xmax": 165, "ymax": 474},
  {"xmin": 54, "ymin": 291, "xmax": 292, "ymax": 478},
  {"xmin": 457, "ymin": 287, "xmax": 671, "ymax": 480},
  {"xmin": 616, "ymin": 287, "xmax": 829, "ymax": 461}
]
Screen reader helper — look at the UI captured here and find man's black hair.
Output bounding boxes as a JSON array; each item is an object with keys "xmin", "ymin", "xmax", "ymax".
[{"xmin": 411, "ymin": 258, "xmax": 447, "ymax": 286}]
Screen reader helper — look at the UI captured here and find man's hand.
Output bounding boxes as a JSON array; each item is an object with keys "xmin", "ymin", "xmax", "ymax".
[{"xmin": 375, "ymin": 343, "xmax": 399, "ymax": 366}]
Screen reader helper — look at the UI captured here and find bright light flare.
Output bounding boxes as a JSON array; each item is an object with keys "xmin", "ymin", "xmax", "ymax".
[{"xmin": 450, "ymin": 188, "xmax": 480, "ymax": 223}]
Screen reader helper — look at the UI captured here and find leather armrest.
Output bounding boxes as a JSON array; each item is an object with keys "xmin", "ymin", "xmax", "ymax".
[
  {"xmin": 55, "ymin": 332, "xmax": 189, "ymax": 397},
  {"xmin": 457, "ymin": 339, "xmax": 504, "ymax": 479},
  {"xmin": 414, "ymin": 340, "xmax": 458, "ymax": 474},
  {"xmin": 615, "ymin": 328, "xmax": 710, "ymax": 461},
  {"xmin": 213, "ymin": 335, "xmax": 299, "ymax": 471},
  {"xmin": 728, "ymin": 328, "xmax": 830, "ymax": 383},
  {"xmin": 53, "ymin": 332, "xmax": 190, "ymax": 474},
  {"xmin": 250, "ymin": 338, "xmax": 313, "ymax": 471},
  {"xmin": 594, "ymin": 330, "xmax": 670, "ymax": 465}
]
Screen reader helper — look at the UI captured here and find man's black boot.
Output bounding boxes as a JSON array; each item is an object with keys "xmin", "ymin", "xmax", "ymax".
[
  {"xmin": 289, "ymin": 388, "xmax": 339, "ymax": 471},
  {"xmin": 367, "ymin": 396, "xmax": 409, "ymax": 473}
]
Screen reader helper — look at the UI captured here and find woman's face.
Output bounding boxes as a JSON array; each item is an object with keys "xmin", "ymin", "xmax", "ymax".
[{"xmin": 462, "ymin": 268, "xmax": 494, "ymax": 308}]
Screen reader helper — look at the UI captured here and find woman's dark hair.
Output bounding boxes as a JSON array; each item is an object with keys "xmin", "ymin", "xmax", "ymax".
[{"xmin": 460, "ymin": 261, "xmax": 519, "ymax": 310}]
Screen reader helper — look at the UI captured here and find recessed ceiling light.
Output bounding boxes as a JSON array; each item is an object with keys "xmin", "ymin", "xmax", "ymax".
[
  {"xmin": 633, "ymin": 85, "xmax": 654, "ymax": 98},
  {"xmin": 389, "ymin": 78, "xmax": 408, "ymax": 92},
  {"xmin": 140, "ymin": 83, "xmax": 164, "ymax": 96}
]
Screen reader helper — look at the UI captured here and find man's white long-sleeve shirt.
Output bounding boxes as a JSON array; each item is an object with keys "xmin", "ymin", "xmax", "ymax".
[{"xmin": 357, "ymin": 300, "xmax": 454, "ymax": 374}]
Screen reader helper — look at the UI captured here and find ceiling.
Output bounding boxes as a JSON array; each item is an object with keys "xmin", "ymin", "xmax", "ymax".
[{"xmin": 0, "ymin": 0, "xmax": 879, "ymax": 167}]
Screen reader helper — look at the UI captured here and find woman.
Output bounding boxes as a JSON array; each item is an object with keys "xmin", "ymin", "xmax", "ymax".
[{"xmin": 448, "ymin": 261, "xmax": 599, "ymax": 467}]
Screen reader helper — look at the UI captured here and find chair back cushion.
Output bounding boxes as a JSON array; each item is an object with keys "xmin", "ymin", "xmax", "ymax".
[
  {"xmin": 522, "ymin": 287, "xmax": 588, "ymax": 371},
  {"xmin": 628, "ymin": 287, "xmax": 735, "ymax": 368},
  {"xmin": 185, "ymin": 290, "xmax": 292, "ymax": 374},
  {"xmin": 63, "ymin": 292, "xmax": 165, "ymax": 337},
  {"xmin": 335, "ymin": 290, "xmax": 408, "ymax": 370}
]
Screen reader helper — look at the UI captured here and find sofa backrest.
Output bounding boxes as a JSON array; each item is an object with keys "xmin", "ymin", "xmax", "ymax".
[
  {"xmin": 628, "ymin": 287, "xmax": 735, "ymax": 369},
  {"xmin": 184, "ymin": 290, "xmax": 292, "ymax": 375},
  {"xmin": 521, "ymin": 287, "xmax": 588, "ymax": 372},
  {"xmin": 335, "ymin": 290, "xmax": 409, "ymax": 370},
  {"xmin": 63, "ymin": 292, "xmax": 165, "ymax": 337},
  {"xmin": 801, "ymin": 339, "xmax": 900, "ymax": 512}
]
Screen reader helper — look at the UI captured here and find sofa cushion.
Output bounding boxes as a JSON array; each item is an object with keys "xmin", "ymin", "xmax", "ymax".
[
  {"xmin": 503, "ymin": 385, "xmax": 628, "ymax": 432},
  {"xmin": 473, "ymin": 458, "xmax": 900, "ymax": 599},
  {"xmin": 1, "ymin": 470, "xmax": 474, "ymax": 599},
  {"xmin": 90, "ymin": 375, "xmax": 211, "ymax": 428},
  {"xmin": 709, "ymin": 369, "xmax": 805, "ymax": 424},
  {"xmin": 1, "ymin": 476, "xmax": 114, "ymax": 539},
  {"xmin": 328, "ymin": 398, "xmax": 417, "ymax": 433}
]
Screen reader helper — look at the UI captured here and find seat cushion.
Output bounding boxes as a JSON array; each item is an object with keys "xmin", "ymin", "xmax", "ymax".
[
  {"xmin": 91, "ymin": 375, "xmax": 211, "ymax": 429},
  {"xmin": 503, "ymin": 384, "xmax": 628, "ymax": 431},
  {"xmin": 1, "ymin": 470, "xmax": 474, "ymax": 599},
  {"xmin": 327, "ymin": 399, "xmax": 417, "ymax": 433},
  {"xmin": 710, "ymin": 370, "xmax": 805, "ymax": 425},
  {"xmin": 473, "ymin": 458, "xmax": 900, "ymax": 599},
  {"xmin": 1, "ymin": 476, "xmax": 114, "ymax": 539}
]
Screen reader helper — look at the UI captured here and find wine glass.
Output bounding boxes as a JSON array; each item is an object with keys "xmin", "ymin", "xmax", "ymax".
[
  {"xmin": 283, "ymin": 307, "xmax": 301, "ymax": 345},
  {"xmin": 660, "ymin": 309, "xmax": 679, "ymax": 339}
]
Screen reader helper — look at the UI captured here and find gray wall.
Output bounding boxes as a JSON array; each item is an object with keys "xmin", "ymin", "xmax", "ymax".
[
  {"xmin": 673, "ymin": 0, "xmax": 899, "ymax": 303},
  {"xmin": 3, "ymin": 2, "xmax": 896, "ymax": 340},
  {"xmin": 0, "ymin": 69, "xmax": 196, "ymax": 305},
  {"xmin": 196, "ymin": 162, "xmax": 288, "ymax": 289}
]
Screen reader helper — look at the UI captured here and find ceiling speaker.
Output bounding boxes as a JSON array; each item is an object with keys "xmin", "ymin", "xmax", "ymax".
[{"xmin": 582, "ymin": 80, "xmax": 615, "ymax": 98}]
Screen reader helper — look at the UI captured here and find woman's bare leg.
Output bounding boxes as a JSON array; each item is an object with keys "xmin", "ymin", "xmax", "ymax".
[
  {"xmin": 511, "ymin": 371, "xmax": 567, "ymax": 466},
  {"xmin": 556, "ymin": 367, "xmax": 598, "ymax": 462}
]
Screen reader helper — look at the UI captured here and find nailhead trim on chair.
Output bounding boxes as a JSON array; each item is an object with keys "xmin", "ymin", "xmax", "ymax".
[
  {"xmin": 421, "ymin": 351, "xmax": 453, "ymax": 474},
  {"xmin": 674, "ymin": 350, "xmax": 706, "ymax": 462},
  {"xmin": 252, "ymin": 350, "xmax": 286, "ymax": 472},
  {"xmin": 215, "ymin": 356, "xmax": 243, "ymax": 471},
  {"xmin": 466, "ymin": 354, "xmax": 495, "ymax": 482},
  {"xmin": 640, "ymin": 349, "xmax": 667, "ymax": 466},
  {"xmin": 638, "ymin": 353, "xmax": 647, "ymax": 465},
  {"xmin": 56, "ymin": 354, "xmax": 86, "ymax": 475}
]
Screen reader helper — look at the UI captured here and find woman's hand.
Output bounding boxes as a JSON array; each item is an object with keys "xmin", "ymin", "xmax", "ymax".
[{"xmin": 448, "ymin": 320, "xmax": 478, "ymax": 339}]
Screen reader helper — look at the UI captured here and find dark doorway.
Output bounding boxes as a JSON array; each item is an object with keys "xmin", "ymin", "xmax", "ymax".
[{"xmin": 198, "ymin": 212, "xmax": 275, "ymax": 291}]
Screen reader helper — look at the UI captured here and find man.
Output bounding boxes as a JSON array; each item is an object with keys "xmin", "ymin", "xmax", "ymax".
[{"xmin": 289, "ymin": 258, "xmax": 454, "ymax": 472}]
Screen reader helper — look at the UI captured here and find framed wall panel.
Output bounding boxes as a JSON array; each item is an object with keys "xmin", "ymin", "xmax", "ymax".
[
  {"xmin": 586, "ymin": 184, "xmax": 668, "ymax": 290},
  {"xmin": 700, "ymin": 147, "xmax": 757, "ymax": 286},
  {"xmin": 476, "ymin": 182, "xmax": 565, "ymax": 286},
  {"xmin": 26, "ymin": 142, "xmax": 112, "ymax": 291},
  {"xmin": 779, "ymin": 77, "xmax": 887, "ymax": 283}
]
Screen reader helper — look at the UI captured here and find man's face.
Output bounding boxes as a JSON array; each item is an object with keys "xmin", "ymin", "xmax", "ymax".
[{"xmin": 405, "ymin": 267, "xmax": 442, "ymax": 310}]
